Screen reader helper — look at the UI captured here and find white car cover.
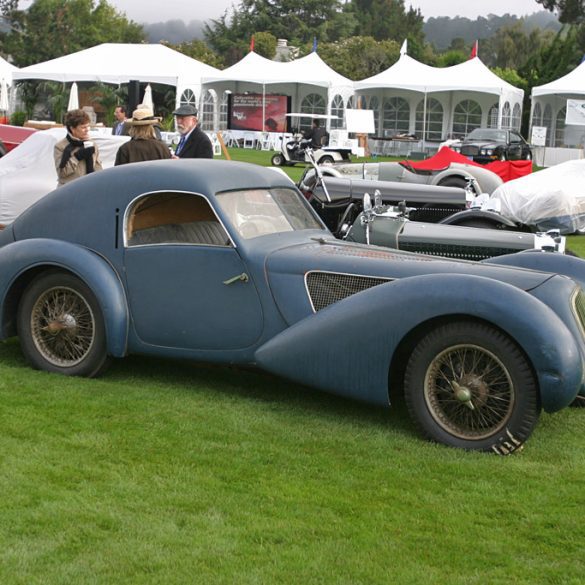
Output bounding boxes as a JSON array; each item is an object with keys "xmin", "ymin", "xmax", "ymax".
[
  {"xmin": 491, "ymin": 159, "xmax": 585, "ymax": 234},
  {"xmin": 0, "ymin": 128, "xmax": 128, "ymax": 225}
]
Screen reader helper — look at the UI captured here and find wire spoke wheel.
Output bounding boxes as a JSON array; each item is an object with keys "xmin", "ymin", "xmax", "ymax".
[
  {"xmin": 424, "ymin": 343, "xmax": 514, "ymax": 440},
  {"xmin": 404, "ymin": 321, "xmax": 540, "ymax": 452},
  {"xmin": 31, "ymin": 286, "xmax": 95, "ymax": 367},
  {"xmin": 18, "ymin": 271, "xmax": 109, "ymax": 377}
]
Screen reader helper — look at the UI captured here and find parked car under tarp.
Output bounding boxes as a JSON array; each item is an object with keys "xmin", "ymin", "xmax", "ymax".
[{"xmin": 491, "ymin": 159, "xmax": 585, "ymax": 234}]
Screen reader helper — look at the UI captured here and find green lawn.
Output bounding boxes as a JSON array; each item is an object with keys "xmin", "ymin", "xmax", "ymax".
[{"xmin": 1, "ymin": 148, "xmax": 585, "ymax": 584}]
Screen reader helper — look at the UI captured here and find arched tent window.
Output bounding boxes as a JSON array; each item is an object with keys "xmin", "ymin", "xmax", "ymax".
[
  {"xmin": 555, "ymin": 106, "xmax": 566, "ymax": 147},
  {"xmin": 369, "ymin": 96, "xmax": 380, "ymax": 135},
  {"xmin": 531, "ymin": 102, "xmax": 542, "ymax": 129},
  {"xmin": 200, "ymin": 90, "xmax": 215, "ymax": 131},
  {"xmin": 415, "ymin": 98, "xmax": 443, "ymax": 141},
  {"xmin": 452, "ymin": 99, "xmax": 482, "ymax": 138},
  {"xmin": 330, "ymin": 94, "xmax": 344, "ymax": 129},
  {"xmin": 180, "ymin": 89, "xmax": 197, "ymax": 109},
  {"xmin": 501, "ymin": 102, "xmax": 511, "ymax": 129},
  {"xmin": 219, "ymin": 92, "xmax": 229, "ymax": 130},
  {"xmin": 542, "ymin": 104, "xmax": 552, "ymax": 145},
  {"xmin": 382, "ymin": 97, "xmax": 410, "ymax": 137},
  {"xmin": 488, "ymin": 103, "xmax": 499, "ymax": 128},
  {"xmin": 300, "ymin": 93, "xmax": 326, "ymax": 132},
  {"xmin": 511, "ymin": 103, "xmax": 521, "ymax": 130}
]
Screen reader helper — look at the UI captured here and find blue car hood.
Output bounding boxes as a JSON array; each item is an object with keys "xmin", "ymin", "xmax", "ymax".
[{"xmin": 265, "ymin": 238, "xmax": 557, "ymax": 325}]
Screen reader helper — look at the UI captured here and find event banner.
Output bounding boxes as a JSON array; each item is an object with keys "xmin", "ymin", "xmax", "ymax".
[
  {"xmin": 565, "ymin": 99, "xmax": 585, "ymax": 126},
  {"xmin": 229, "ymin": 94, "xmax": 288, "ymax": 132}
]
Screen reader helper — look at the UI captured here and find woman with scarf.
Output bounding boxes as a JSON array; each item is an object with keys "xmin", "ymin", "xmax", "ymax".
[{"xmin": 54, "ymin": 109, "xmax": 102, "ymax": 186}]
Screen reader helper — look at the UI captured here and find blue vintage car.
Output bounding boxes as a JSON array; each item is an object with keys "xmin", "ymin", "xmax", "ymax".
[{"xmin": 0, "ymin": 159, "xmax": 583, "ymax": 454}]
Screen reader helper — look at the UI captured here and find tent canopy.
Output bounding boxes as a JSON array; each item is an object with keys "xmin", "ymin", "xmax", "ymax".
[
  {"xmin": 356, "ymin": 54, "xmax": 523, "ymax": 99},
  {"xmin": 532, "ymin": 61, "xmax": 585, "ymax": 97},
  {"xmin": 202, "ymin": 51, "xmax": 352, "ymax": 89},
  {"xmin": 0, "ymin": 56, "xmax": 17, "ymax": 85},
  {"xmin": 13, "ymin": 43, "xmax": 220, "ymax": 86}
]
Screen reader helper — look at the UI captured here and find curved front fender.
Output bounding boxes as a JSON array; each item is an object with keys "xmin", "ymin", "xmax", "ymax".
[
  {"xmin": 0, "ymin": 238, "xmax": 129, "ymax": 357},
  {"xmin": 438, "ymin": 209, "xmax": 517, "ymax": 228},
  {"xmin": 256, "ymin": 273, "xmax": 582, "ymax": 412}
]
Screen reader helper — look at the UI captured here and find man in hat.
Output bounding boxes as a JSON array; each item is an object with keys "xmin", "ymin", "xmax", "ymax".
[
  {"xmin": 172, "ymin": 105, "xmax": 213, "ymax": 159},
  {"xmin": 114, "ymin": 106, "xmax": 171, "ymax": 166}
]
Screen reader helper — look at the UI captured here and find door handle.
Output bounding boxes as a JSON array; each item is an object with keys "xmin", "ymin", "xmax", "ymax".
[{"xmin": 223, "ymin": 272, "xmax": 249, "ymax": 285}]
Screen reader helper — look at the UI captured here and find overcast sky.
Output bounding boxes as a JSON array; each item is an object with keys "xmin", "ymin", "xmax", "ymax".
[{"xmin": 19, "ymin": 0, "xmax": 546, "ymax": 24}]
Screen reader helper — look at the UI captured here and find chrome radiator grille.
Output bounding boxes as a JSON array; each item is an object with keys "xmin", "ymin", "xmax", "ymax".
[
  {"xmin": 399, "ymin": 241, "xmax": 518, "ymax": 261},
  {"xmin": 306, "ymin": 271, "xmax": 390, "ymax": 312}
]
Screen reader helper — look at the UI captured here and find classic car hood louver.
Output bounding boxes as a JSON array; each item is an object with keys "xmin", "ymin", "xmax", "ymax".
[
  {"xmin": 399, "ymin": 241, "xmax": 521, "ymax": 261},
  {"xmin": 306, "ymin": 272, "xmax": 390, "ymax": 312}
]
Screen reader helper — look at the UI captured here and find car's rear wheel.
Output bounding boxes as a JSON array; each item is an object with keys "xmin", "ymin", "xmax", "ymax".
[
  {"xmin": 271, "ymin": 153, "xmax": 285, "ymax": 166},
  {"xmin": 404, "ymin": 321, "xmax": 540, "ymax": 453},
  {"xmin": 17, "ymin": 271, "xmax": 109, "ymax": 377},
  {"xmin": 438, "ymin": 176, "xmax": 467, "ymax": 190},
  {"xmin": 318, "ymin": 155, "xmax": 334, "ymax": 165}
]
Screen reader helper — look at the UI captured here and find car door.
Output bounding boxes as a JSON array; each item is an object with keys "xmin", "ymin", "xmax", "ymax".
[
  {"xmin": 123, "ymin": 191, "xmax": 263, "ymax": 351},
  {"xmin": 508, "ymin": 131, "xmax": 524, "ymax": 160}
]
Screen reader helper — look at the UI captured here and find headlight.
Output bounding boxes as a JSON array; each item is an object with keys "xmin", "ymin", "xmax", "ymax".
[{"xmin": 480, "ymin": 148, "xmax": 493, "ymax": 155}]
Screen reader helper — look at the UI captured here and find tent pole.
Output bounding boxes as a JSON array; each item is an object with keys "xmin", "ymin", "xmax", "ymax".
[
  {"xmin": 422, "ymin": 91, "xmax": 427, "ymax": 152},
  {"xmin": 262, "ymin": 83, "xmax": 266, "ymax": 132}
]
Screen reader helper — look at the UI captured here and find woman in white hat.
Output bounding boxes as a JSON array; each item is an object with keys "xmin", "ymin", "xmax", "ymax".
[{"xmin": 114, "ymin": 106, "xmax": 171, "ymax": 166}]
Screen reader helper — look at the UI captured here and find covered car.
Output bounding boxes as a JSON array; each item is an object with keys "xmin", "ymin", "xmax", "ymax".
[
  {"xmin": 0, "ymin": 159, "xmax": 583, "ymax": 454},
  {"xmin": 491, "ymin": 159, "xmax": 585, "ymax": 234},
  {"xmin": 0, "ymin": 127, "xmax": 128, "ymax": 225}
]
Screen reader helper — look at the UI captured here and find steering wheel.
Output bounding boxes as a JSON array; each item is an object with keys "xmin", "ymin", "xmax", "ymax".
[{"xmin": 239, "ymin": 221, "xmax": 261, "ymax": 238}]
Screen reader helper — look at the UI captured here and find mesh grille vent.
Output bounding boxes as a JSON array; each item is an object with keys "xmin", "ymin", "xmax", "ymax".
[{"xmin": 306, "ymin": 271, "xmax": 390, "ymax": 312}]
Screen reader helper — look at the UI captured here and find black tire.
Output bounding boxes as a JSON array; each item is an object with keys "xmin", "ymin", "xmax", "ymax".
[
  {"xmin": 438, "ymin": 176, "xmax": 467, "ymax": 190},
  {"xmin": 318, "ymin": 155, "xmax": 334, "ymax": 165},
  {"xmin": 404, "ymin": 321, "xmax": 540, "ymax": 453},
  {"xmin": 17, "ymin": 271, "xmax": 110, "ymax": 377},
  {"xmin": 271, "ymin": 153, "xmax": 284, "ymax": 166}
]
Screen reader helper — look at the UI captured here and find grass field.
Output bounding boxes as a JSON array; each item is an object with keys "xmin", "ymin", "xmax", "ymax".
[{"xmin": 1, "ymin": 149, "xmax": 585, "ymax": 584}]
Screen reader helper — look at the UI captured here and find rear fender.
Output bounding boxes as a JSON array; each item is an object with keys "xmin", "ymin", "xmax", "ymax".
[
  {"xmin": 484, "ymin": 251, "xmax": 585, "ymax": 289},
  {"xmin": 0, "ymin": 238, "xmax": 128, "ymax": 356},
  {"xmin": 439, "ymin": 209, "xmax": 517, "ymax": 228},
  {"xmin": 255, "ymin": 273, "xmax": 582, "ymax": 412}
]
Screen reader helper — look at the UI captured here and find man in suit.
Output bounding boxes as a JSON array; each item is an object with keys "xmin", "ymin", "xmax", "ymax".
[
  {"xmin": 172, "ymin": 105, "xmax": 213, "ymax": 159},
  {"xmin": 112, "ymin": 105, "xmax": 129, "ymax": 136}
]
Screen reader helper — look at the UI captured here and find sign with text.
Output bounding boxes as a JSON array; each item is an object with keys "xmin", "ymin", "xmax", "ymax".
[
  {"xmin": 229, "ymin": 94, "xmax": 289, "ymax": 132},
  {"xmin": 566, "ymin": 99, "xmax": 585, "ymax": 126},
  {"xmin": 531, "ymin": 126, "xmax": 547, "ymax": 146}
]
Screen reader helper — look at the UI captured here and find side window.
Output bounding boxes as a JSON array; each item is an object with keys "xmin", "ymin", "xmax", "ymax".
[
  {"xmin": 510, "ymin": 132, "xmax": 521, "ymax": 144},
  {"xmin": 126, "ymin": 192, "xmax": 230, "ymax": 247}
]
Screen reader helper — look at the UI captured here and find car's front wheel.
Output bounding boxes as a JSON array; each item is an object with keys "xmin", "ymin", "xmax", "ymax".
[
  {"xmin": 271, "ymin": 153, "xmax": 285, "ymax": 166},
  {"xmin": 404, "ymin": 321, "xmax": 540, "ymax": 454},
  {"xmin": 17, "ymin": 271, "xmax": 109, "ymax": 377}
]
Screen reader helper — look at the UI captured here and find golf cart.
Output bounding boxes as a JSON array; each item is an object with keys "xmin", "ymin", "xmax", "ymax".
[{"xmin": 271, "ymin": 113, "xmax": 352, "ymax": 167}]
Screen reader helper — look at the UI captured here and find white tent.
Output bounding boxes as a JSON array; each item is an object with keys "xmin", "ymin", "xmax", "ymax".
[
  {"xmin": 13, "ymin": 43, "xmax": 220, "ymax": 112},
  {"xmin": 355, "ymin": 54, "xmax": 524, "ymax": 142},
  {"xmin": 530, "ymin": 61, "xmax": 585, "ymax": 147},
  {"xmin": 201, "ymin": 51, "xmax": 354, "ymax": 131},
  {"xmin": 0, "ymin": 56, "xmax": 17, "ymax": 86}
]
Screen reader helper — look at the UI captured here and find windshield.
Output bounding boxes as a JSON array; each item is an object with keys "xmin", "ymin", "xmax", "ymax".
[
  {"xmin": 216, "ymin": 187, "xmax": 323, "ymax": 239},
  {"xmin": 466, "ymin": 129, "xmax": 507, "ymax": 142}
]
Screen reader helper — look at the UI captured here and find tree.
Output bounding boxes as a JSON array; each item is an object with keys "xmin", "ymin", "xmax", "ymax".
[
  {"xmin": 205, "ymin": 0, "xmax": 353, "ymax": 65},
  {"xmin": 536, "ymin": 0, "xmax": 585, "ymax": 24},
  {"xmin": 348, "ymin": 0, "xmax": 424, "ymax": 45},
  {"xmin": 3, "ymin": 0, "xmax": 145, "ymax": 67},
  {"xmin": 163, "ymin": 39, "xmax": 224, "ymax": 69},
  {"xmin": 317, "ymin": 36, "xmax": 400, "ymax": 80}
]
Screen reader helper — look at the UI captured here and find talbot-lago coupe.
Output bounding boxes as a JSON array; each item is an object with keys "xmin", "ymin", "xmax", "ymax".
[{"xmin": 0, "ymin": 159, "xmax": 583, "ymax": 454}]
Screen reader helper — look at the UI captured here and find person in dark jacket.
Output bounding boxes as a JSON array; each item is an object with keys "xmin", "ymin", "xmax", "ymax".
[
  {"xmin": 112, "ymin": 105, "xmax": 129, "ymax": 136},
  {"xmin": 171, "ymin": 104, "xmax": 213, "ymax": 159},
  {"xmin": 114, "ymin": 106, "xmax": 171, "ymax": 166}
]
